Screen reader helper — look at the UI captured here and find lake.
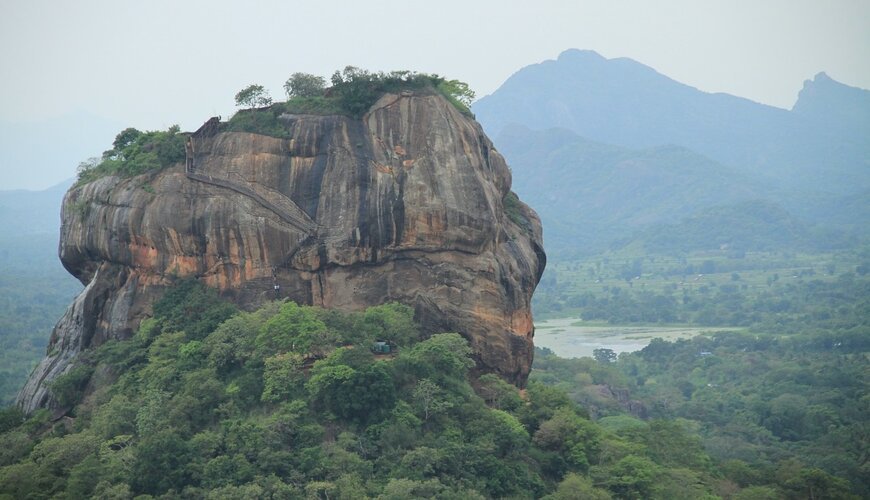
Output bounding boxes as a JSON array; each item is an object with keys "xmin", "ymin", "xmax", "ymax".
[{"xmin": 533, "ymin": 317, "xmax": 737, "ymax": 359}]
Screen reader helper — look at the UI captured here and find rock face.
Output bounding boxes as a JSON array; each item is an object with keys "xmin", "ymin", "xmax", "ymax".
[{"xmin": 17, "ymin": 92, "xmax": 545, "ymax": 413}]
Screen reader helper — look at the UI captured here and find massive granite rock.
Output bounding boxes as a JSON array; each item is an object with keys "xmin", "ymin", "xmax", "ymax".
[{"xmin": 18, "ymin": 92, "xmax": 545, "ymax": 413}]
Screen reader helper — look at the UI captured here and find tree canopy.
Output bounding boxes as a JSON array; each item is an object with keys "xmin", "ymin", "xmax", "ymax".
[
  {"xmin": 234, "ymin": 84, "xmax": 272, "ymax": 109},
  {"xmin": 283, "ymin": 72, "xmax": 326, "ymax": 98},
  {"xmin": 0, "ymin": 280, "xmax": 768, "ymax": 499},
  {"xmin": 75, "ymin": 125, "xmax": 186, "ymax": 184}
]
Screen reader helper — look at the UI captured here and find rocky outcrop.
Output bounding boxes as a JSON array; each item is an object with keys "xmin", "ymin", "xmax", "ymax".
[{"xmin": 18, "ymin": 92, "xmax": 545, "ymax": 413}]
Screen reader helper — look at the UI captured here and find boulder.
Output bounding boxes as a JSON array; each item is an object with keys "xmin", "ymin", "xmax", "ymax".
[{"xmin": 18, "ymin": 92, "xmax": 545, "ymax": 412}]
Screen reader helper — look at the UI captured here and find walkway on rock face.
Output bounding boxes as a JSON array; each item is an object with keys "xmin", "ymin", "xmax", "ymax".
[
  {"xmin": 184, "ymin": 120, "xmax": 318, "ymax": 234},
  {"xmin": 186, "ymin": 171, "xmax": 318, "ymax": 233}
]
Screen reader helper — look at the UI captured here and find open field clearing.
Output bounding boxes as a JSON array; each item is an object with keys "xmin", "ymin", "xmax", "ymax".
[{"xmin": 534, "ymin": 317, "xmax": 741, "ymax": 358}]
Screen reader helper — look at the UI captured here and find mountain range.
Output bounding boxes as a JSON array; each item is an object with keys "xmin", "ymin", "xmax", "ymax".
[{"xmin": 474, "ymin": 49, "xmax": 870, "ymax": 254}]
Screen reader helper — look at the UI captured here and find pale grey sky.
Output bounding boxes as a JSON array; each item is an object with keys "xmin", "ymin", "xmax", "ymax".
[{"xmin": 1, "ymin": 0, "xmax": 868, "ymax": 190}]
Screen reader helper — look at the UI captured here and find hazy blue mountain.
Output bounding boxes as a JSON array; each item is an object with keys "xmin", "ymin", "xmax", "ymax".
[
  {"xmin": 496, "ymin": 125, "xmax": 770, "ymax": 253},
  {"xmin": 785, "ymin": 187, "xmax": 870, "ymax": 235},
  {"xmin": 0, "ymin": 177, "xmax": 82, "ymax": 311},
  {"xmin": 475, "ymin": 49, "xmax": 870, "ymax": 195},
  {"xmin": 0, "ymin": 179, "xmax": 72, "ymax": 235},
  {"xmin": 634, "ymin": 200, "xmax": 818, "ymax": 254},
  {"xmin": 0, "ymin": 178, "xmax": 78, "ymax": 283},
  {"xmin": 792, "ymin": 71, "xmax": 870, "ymax": 136}
]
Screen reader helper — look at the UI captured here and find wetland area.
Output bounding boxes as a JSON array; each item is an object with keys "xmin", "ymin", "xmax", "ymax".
[{"xmin": 533, "ymin": 317, "xmax": 740, "ymax": 358}]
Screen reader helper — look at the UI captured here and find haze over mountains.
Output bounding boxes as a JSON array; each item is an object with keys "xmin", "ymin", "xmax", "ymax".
[
  {"xmin": 0, "ymin": 179, "xmax": 80, "ymax": 289},
  {"xmin": 474, "ymin": 49, "xmax": 870, "ymax": 254},
  {"xmin": 0, "ymin": 178, "xmax": 80, "ymax": 300},
  {"xmin": 4, "ymin": 49, "xmax": 868, "ymax": 265}
]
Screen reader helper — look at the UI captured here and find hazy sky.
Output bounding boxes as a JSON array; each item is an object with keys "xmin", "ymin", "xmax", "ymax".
[{"xmin": 1, "ymin": 0, "xmax": 868, "ymax": 190}]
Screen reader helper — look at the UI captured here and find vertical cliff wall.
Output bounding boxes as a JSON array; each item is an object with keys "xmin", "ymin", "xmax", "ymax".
[{"xmin": 18, "ymin": 92, "xmax": 545, "ymax": 413}]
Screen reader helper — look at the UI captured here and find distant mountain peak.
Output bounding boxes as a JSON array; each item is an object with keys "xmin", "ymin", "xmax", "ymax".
[
  {"xmin": 792, "ymin": 71, "xmax": 870, "ymax": 131},
  {"xmin": 795, "ymin": 71, "xmax": 869, "ymax": 100},
  {"xmin": 557, "ymin": 48, "xmax": 606, "ymax": 61},
  {"xmin": 552, "ymin": 48, "xmax": 662, "ymax": 77},
  {"xmin": 473, "ymin": 48, "xmax": 755, "ymax": 149}
]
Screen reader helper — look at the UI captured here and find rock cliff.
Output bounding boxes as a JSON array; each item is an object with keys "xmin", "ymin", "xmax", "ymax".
[{"xmin": 18, "ymin": 91, "xmax": 545, "ymax": 413}]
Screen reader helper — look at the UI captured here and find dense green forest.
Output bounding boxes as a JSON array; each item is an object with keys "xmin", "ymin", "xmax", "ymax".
[
  {"xmin": 0, "ymin": 280, "xmax": 754, "ymax": 499},
  {"xmin": 528, "ymin": 249, "xmax": 869, "ymax": 498},
  {"xmin": 532, "ymin": 327, "xmax": 868, "ymax": 499},
  {"xmin": 0, "ymin": 233, "xmax": 80, "ymax": 406},
  {"xmin": 4, "ymin": 277, "xmax": 865, "ymax": 498}
]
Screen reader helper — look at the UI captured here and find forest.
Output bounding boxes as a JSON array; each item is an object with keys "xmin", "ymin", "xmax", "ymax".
[
  {"xmin": 0, "ymin": 232, "xmax": 80, "ymax": 407},
  {"xmin": 1, "ymin": 276, "xmax": 866, "ymax": 498},
  {"xmin": 533, "ymin": 333, "xmax": 867, "ymax": 499},
  {"xmin": 0, "ymin": 279, "xmax": 822, "ymax": 500},
  {"xmin": 528, "ymin": 246, "xmax": 869, "ymax": 499}
]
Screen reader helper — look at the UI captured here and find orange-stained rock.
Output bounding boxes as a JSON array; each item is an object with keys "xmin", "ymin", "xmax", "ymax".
[{"xmin": 17, "ymin": 92, "xmax": 545, "ymax": 413}]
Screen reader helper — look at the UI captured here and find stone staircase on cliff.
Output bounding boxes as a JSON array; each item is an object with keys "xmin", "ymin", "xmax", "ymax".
[{"xmin": 185, "ymin": 118, "xmax": 317, "ymax": 234}]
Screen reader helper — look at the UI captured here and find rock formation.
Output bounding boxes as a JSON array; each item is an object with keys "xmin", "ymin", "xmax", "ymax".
[{"xmin": 18, "ymin": 91, "xmax": 545, "ymax": 413}]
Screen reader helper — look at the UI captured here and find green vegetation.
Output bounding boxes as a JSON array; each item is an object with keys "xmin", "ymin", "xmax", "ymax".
[
  {"xmin": 0, "ymin": 260, "xmax": 80, "ymax": 405},
  {"xmin": 532, "ymin": 328, "xmax": 868, "ymax": 498},
  {"xmin": 0, "ymin": 221, "xmax": 81, "ymax": 405},
  {"xmin": 633, "ymin": 201, "xmax": 830, "ymax": 254},
  {"xmin": 534, "ymin": 246, "xmax": 870, "ymax": 327},
  {"xmin": 75, "ymin": 67, "xmax": 475, "ymax": 183},
  {"xmin": 435, "ymin": 79, "xmax": 475, "ymax": 114},
  {"xmin": 223, "ymin": 67, "xmax": 475, "ymax": 139},
  {"xmin": 283, "ymin": 72, "xmax": 327, "ymax": 99},
  {"xmin": 47, "ymin": 364, "xmax": 95, "ymax": 408},
  {"xmin": 221, "ymin": 97, "xmax": 348, "ymax": 139},
  {"xmin": 75, "ymin": 126, "xmax": 186, "ymax": 185},
  {"xmin": 234, "ymin": 84, "xmax": 273, "ymax": 109},
  {"xmin": 529, "ymin": 246, "xmax": 869, "ymax": 498},
  {"xmin": 1, "ymin": 280, "xmax": 732, "ymax": 498},
  {"xmin": 503, "ymin": 190, "xmax": 532, "ymax": 232},
  {"xmin": 327, "ymin": 66, "xmax": 474, "ymax": 118},
  {"xmin": 0, "ymin": 182, "xmax": 83, "ymax": 405},
  {"xmin": 2, "ymin": 250, "xmax": 866, "ymax": 498}
]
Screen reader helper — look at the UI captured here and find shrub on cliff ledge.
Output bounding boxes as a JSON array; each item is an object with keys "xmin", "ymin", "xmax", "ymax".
[
  {"xmin": 76, "ymin": 125, "xmax": 186, "ymax": 185},
  {"xmin": 504, "ymin": 191, "xmax": 533, "ymax": 232},
  {"xmin": 284, "ymin": 72, "xmax": 327, "ymax": 98},
  {"xmin": 327, "ymin": 66, "xmax": 474, "ymax": 118},
  {"xmin": 225, "ymin": 67, "xmax": 475, "ymax": 139}
]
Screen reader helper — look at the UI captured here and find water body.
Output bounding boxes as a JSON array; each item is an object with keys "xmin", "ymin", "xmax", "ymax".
[{"xmin": 533, "ymin": 317, "xmax": 736, "ymax": 359}]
